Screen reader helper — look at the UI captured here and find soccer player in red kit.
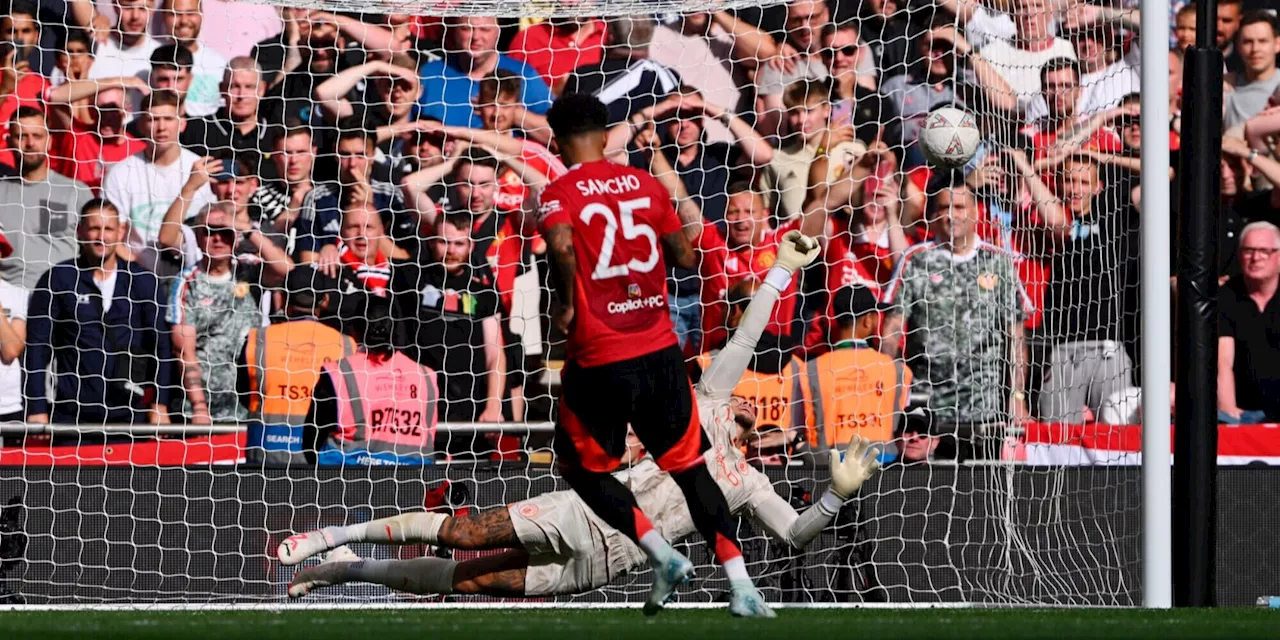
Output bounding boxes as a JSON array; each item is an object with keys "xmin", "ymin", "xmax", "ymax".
[{"xmin": 538, "ymin": 93, "xmax": 774, "ymax": 618}]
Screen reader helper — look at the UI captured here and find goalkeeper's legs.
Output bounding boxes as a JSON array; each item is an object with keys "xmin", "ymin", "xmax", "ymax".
[
  {"xmin": 289, "ymin": 547, "xmax": 529, "ymax": 598},
  {"xmin": 278, "ymin": 507, "xmax": 521, "ymax": 565}
]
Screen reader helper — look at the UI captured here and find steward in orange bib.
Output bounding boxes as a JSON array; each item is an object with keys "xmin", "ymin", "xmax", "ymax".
[
  {"xmin": 805, "ymin": 285, "xmax": 912, "ymax": 463},
  {"xmin": 306, "ymin": 295, "xmax": 439, "ymax": 465},
  {"xmin": 238, "ymin": 266, "xmax": 356, "ymax": 465}
]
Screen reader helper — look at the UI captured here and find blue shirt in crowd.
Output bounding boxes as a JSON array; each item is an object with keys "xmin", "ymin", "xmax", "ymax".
[{"xmin": 416, "ymin": 54, "xmax": 553, "ymax": 128}]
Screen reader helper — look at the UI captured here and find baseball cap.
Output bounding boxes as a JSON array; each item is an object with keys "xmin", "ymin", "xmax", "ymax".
[
  {"xmin": 832, "ymin": 285, "xmax": 882, "ymax": 321},
  {"xmin": 285, "ymin": 264, "xmax": 338, "ymax": 307}
]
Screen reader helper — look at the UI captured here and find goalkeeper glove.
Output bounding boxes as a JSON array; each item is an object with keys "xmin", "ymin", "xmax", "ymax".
[
  {"xmin": 828, "ymin": 435, "xmax": 882, "ymax": 500},
  {"xmin": 775, "ymin": 230, "xmax": 820, "ymax": 273}
]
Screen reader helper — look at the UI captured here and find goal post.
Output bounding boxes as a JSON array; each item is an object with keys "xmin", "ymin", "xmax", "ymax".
[{"xmin": 1138, "ymin": 0, "xmax": 1172, "ymax": 611}]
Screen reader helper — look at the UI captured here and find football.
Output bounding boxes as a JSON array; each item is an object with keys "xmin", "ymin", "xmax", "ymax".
[{"xmin": 918, "ymin": 106, "xmax": 982, "ymax": 169}]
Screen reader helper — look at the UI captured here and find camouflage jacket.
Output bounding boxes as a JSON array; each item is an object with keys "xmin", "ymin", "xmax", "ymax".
[
  {"xmin": 884, "ymin": 241, "xmax": 1030, "ymax": 424},
  {"xmin": 167, "ymin": 263, "xmax": 265, "ymax": 422}
]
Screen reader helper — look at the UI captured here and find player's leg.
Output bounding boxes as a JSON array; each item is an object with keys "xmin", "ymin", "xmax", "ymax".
[
  {"xmin": 554, "ymin": 360, "xmax": 662, "ymax": 551},
  {"xmin": 553, "ymin": 418, "xmax": 655, "ymax": 552},
  {"xmin": 632, "ymin": 346, "xmax": 775, "ymax": 618},
  {"xmin": 288, "ymin": 547, "xmax": 529, "ymax": 598},
  {"xmin": 555, "ymin": 360, "xmax": 697, "ymax": 610},
  {"xmin": 278, "ymin": 507, "xmax": 521, "ymax": 565}
]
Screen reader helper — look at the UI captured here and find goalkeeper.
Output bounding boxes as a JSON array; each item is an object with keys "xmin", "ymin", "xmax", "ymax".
[{"xmin": 279, "ymin": 231, "xmax": 881, "ymax": 605}]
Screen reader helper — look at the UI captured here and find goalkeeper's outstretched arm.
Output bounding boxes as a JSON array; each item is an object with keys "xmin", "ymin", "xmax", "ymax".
[
  {"xmin": 744, "ymin": 436, "xmax": 882, "ymax": 549},
  {"xmin": 697, "ymin": 231, "xmax": 819, "ymax": 400}
]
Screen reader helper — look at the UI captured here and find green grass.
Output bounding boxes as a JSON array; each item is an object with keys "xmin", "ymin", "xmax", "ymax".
[{"xmin": 1, "ymin": 608, "xmax": 1277, "ymax": 639}]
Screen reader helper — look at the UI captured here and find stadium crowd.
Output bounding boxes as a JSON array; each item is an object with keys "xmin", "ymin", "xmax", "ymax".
[{"xmin": 0, "ymin": 0, "xmax": 1278, "ymax": 464}]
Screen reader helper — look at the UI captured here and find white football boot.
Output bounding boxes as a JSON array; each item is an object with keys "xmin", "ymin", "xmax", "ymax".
[
  {"xmin": 643, "ymin": 550, "xmax": 695, "ymax": 616},
  {"xmin": 728, "ymin": 581, "xmax": 777, "ymax": 618},
  {"xmin": 277, "ymin": 529, "xmax": 337, "ymax": 566},
  {"xmin": 287, "ymin": 545, "xmax": 360, "ymax": 599}
]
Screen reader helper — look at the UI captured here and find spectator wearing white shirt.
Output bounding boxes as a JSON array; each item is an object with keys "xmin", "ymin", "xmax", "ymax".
[
  {"xmin": 0, "ymin": 227, "xmax": 25, "ymax": 422},
  {"xmin": 90, "ymin": 0, "xmax": 161, "ymax": 84},
  {"xmin": 1026, "ymin": 17, "xmax": 1140, "ymax": 123},
  {"xmin": 102, "ymin": 89, "xmax": 216, "ymax": 277},
  {"xmin": 937, "ymin": 0, "xmax": 1017, "ymax": 52},
  {"xmin": 160, "ymin": 0, "xmax": 228, "ymax": 118},
  {"xmin": 977, "ymin": 0, "xmax": 1076, "ymax": 114},
  {"xmin": 648, "ymin": 12, "xmax": 778, "ymax": 144}
]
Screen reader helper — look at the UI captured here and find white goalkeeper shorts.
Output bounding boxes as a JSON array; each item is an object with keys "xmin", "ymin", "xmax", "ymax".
[{"xmin": 508, "ymin": 491, "xmax": 646, "ymax": 596}]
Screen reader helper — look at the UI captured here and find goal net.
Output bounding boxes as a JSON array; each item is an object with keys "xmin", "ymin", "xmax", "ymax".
[{"xmin": 0, "ymin": 0, "xmax": 1146, "ymax": 606}]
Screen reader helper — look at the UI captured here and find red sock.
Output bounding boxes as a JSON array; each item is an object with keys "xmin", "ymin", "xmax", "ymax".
[{"xmin": 714, "ymin": 532, "xmax": 742, "ymax": 564}]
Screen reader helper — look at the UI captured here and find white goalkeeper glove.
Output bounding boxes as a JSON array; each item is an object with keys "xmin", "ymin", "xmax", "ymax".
[
  {"xmin": 828, "ymin": 435, "xmax": 882, "ymax": 500},
  {"xmin": 775, "ymin": 230, "xmax": 820, "ymax": 273}
]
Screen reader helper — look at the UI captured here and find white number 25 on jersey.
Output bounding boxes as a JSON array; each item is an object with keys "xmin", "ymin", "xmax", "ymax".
[{"xmin": 580, "ymin": 197, "xmax": 659, "ymax": 281}]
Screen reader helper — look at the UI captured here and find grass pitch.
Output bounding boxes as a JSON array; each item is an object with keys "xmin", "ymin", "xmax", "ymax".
[{"xmin": 1, "ymin": 608, "xmax": 1277, "ymax": 640}]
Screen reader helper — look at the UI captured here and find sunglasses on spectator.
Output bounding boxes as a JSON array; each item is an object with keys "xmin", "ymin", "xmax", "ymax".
[
  {"xmin": 199, "ymin": 226, "xmax": 238, "ymax": 242},
  {"xmin": 823, "ymin": 45, "xmax": 859, "ymax": 58},
  {"xmin": 1118, "ymin": 116, "xmax": 1141, "ymax": 128}
]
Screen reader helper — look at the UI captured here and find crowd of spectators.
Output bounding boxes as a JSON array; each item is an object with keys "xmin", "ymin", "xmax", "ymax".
[{"xmin": 0, "ymin": 0, "xmax": 1278, "ymax": 464}]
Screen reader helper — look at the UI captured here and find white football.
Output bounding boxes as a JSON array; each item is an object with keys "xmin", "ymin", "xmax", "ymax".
[{"xmin": 918, "ymin": 106, "xmax": 981, "ymax": 169}]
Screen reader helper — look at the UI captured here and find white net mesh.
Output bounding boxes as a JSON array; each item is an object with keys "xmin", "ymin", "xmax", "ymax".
[{"xmin": 0, "ymin": 0, "xmax": 1166, "ymax": 606}]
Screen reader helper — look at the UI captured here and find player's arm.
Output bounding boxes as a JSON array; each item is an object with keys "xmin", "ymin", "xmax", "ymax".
[
  {"xmin": 544, "ymin": 223, "xmax": 576, "ymax": 303},
  {"xmin": 543, "ymin": 222, "xmax": 578, "ymax": 334},
  {"xmin": 659, "ymin": 231, "xmax": 697, "ymax": 271},
  {"xmin": 538, "ymin": 188, "xmax": 578, "ymax": 333},
  {"xmin": 697, "ymin": 231, "xmax": 819, "ymax": 400},
  {"xmin": 745, "ymin": 436, "xmax": 882, "ymax": 549}
]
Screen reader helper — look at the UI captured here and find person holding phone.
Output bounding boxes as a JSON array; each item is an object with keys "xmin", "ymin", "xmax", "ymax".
[
  {"xmin": 2, "ymin": 0, "xmax": 46, "ymax": 74},
  {"xmin": 0, "ymin": 41, "xmax": 50, "ymax": 168}
]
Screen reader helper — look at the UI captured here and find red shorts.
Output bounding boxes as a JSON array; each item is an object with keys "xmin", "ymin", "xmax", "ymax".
[{"xmin": 555, "ymin": 345, "xmax": 705, "ymax": 474}]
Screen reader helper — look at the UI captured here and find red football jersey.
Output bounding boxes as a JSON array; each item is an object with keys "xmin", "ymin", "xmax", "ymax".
[
  {"xmin": 698, "ymin": 217, "xmax": 803, "ymax": 350},
  {"xmin": 538, "ymin": 160, "xmax": 682, "ymax": 367},
  {"xmin": 494, "ymin": 138, "xmax": 568, "ymax": 213},
  {"xmin": 803, "ymin": 216, "xmax": 895, "ymax": 354}
]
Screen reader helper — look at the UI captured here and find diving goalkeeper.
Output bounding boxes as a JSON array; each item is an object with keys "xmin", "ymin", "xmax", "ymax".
[{"xmin": 278, "ymin": 231, "xmax": 882, "ymax": 606}]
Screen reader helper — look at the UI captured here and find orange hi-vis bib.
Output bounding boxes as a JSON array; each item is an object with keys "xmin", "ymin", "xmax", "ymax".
[
  {"xmin": 244, "ymin": 320, "xmax": 355, "ymax": 464},
  {"xmin": 695, "ymin": 352, "xmax": 809, "ymax": 435},
  {"xmin": 805, "ymin": 342, "xmax": 911, "ymax": 448},
  {"xmin": 323, "ymin": 350, "xmax": 439, "ymax": 460}
]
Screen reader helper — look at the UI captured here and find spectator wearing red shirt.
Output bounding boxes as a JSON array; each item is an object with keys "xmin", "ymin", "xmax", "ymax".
[
  {"xmin": 470, "ymin": 71, "xmax": 567, "ymax": 213},
  {"xmin": 44, "ymin": 79, "xmax": 150, "ymax": 192},
  {"xmin": 805, "ymin": 150, "xmax": 919, "ymax": 354},
  {"xmin": 1023, "ymin": 58, "xmax": 1126, "ymax": 168},
  {"xmin": 507, "ymin": 18, "xmax": 606, "ymax": 92},
  {"xmin": 0, "ymin": 42, "xmax": 49, "ymax": 168},
  {"xmin": 697, "ymin": 156, "xmax": 854, "ymax": 351}
]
